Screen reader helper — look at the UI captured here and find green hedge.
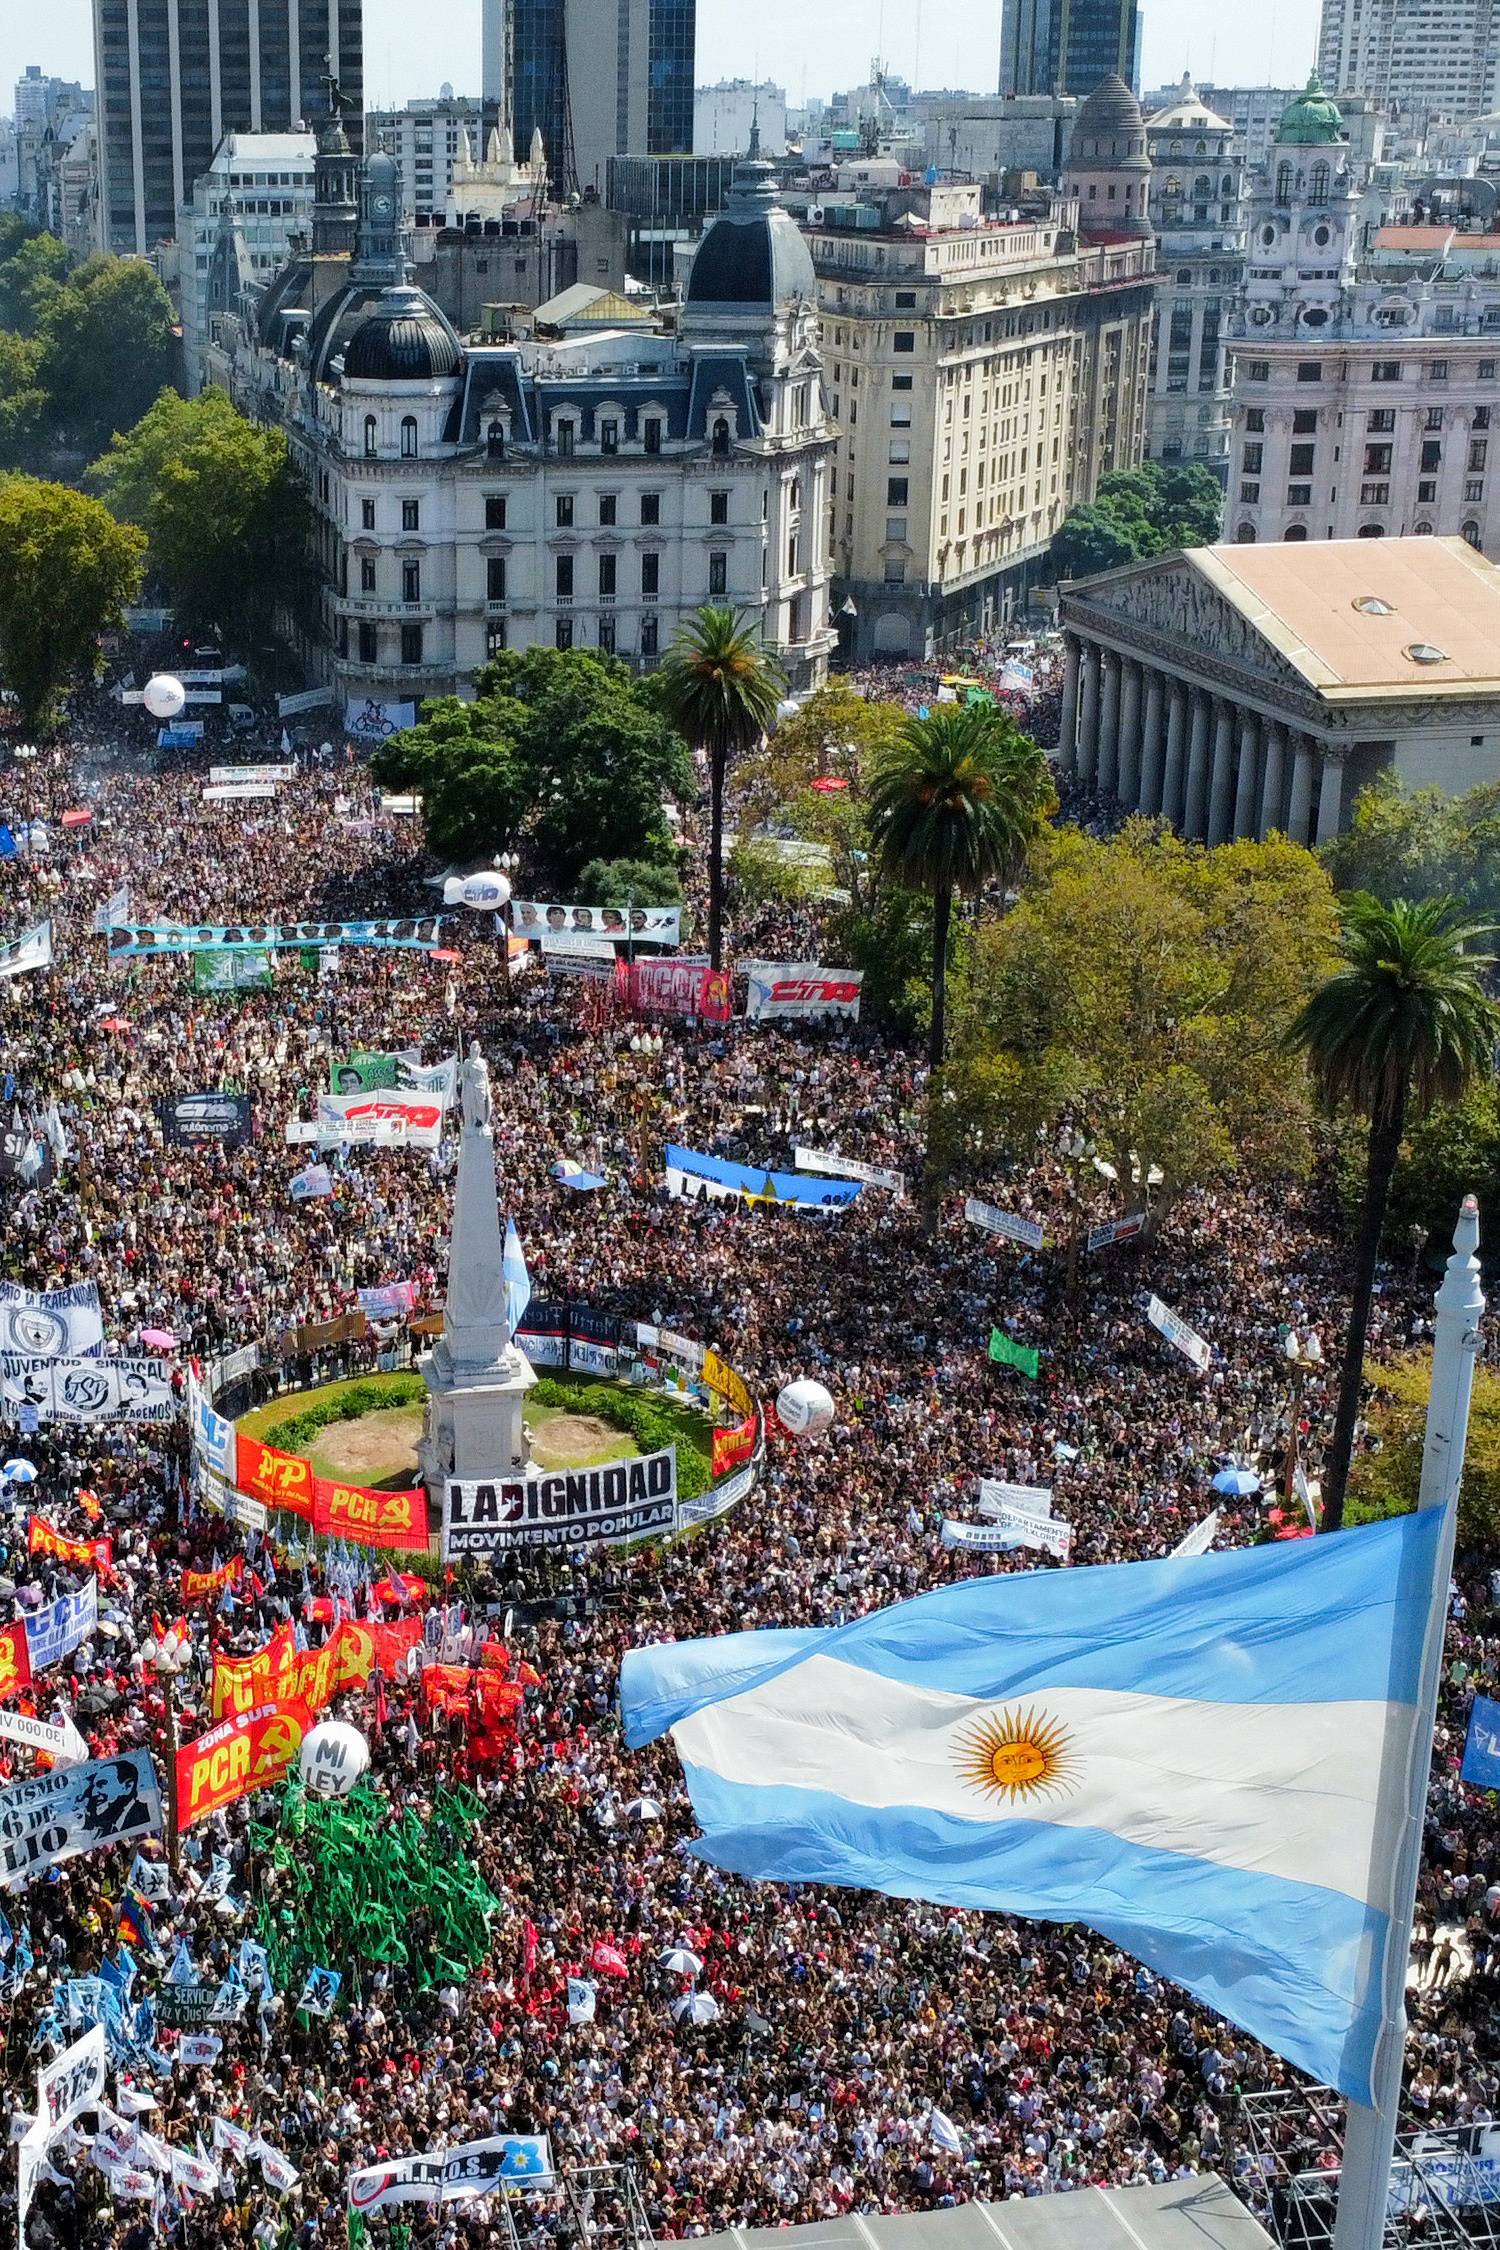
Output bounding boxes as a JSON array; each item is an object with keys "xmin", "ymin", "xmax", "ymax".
[
  {"xmin": 529, "ymin": 1376, "xmax": 712, "ymax": 1499},
  {"xmin": 262, "ymin": 1374, "xmax": 426, "ymax": 1456}
]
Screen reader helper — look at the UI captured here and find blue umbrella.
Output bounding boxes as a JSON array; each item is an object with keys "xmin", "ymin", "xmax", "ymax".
[
  {"xmin": 1, "ymin": 1460, "xmax": 37, "ymax": 1485},
  {"xmin": 1211, "ymin": 1465, "xmax": 1261, "ymax": 1497}
]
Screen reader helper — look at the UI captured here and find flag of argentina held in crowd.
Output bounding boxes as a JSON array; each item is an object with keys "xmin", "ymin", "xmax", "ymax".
[
  {"xmin": 502, "ymin": 1218, "xmax": 532, "ymax": 1338},
  {"xmin": 621, "ymin": 1508, "xmax": 1446, "ymax": 2103}
]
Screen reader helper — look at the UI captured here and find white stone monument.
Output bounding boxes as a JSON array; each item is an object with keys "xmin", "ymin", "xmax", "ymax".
[{"xmin": 418, "ymin": 1042, "xmax": 535, "ymax": 1505}]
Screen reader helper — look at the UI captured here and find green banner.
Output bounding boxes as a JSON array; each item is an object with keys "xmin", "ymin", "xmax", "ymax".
[
  {"xmin": 988, "ymin": 1327, "xmax": 1040, "ymax": 1379},
  {"xmin": 330, "ymin": 1051, "xmax": 400, "ymax": 1093},
  {"xmin": 192, "ymin": 949, "xmax": 272, "ymax": 993}
]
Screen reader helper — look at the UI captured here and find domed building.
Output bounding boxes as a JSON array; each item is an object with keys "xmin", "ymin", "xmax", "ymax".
[
  {"xmin": 1143, "ymin": 74, "xmax": 1245, "ymax": 482},
  {"xmin": 210, "ymin": 142, "xmax": 835, "ymax": 716},
  {"xmin": 1064, "ymin": 74, "xmax": 1153, "ymax": 243}
]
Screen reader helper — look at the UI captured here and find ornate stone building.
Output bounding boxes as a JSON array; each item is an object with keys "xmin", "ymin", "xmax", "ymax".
[
  {"xmin": 1056, "ymin": 536, "xmax": 1500, "ymax": 843},
  {"xmin": 1144, "ymin": 77, "xmax": 1245, "ymax": 480}
]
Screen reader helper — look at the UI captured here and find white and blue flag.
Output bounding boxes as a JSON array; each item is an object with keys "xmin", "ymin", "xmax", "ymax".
[
  {"xmin": 621, "ymin": 1508, "xmax": 1447, "ymax": 2103},
  {"xmin": 502, "ymin": 1218, "xmax": 532, "ymax": 1339}
]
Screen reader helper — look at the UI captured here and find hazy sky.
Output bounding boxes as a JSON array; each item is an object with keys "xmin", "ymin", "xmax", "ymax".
[{"xmin": 3, "ymin": 0, "xmax": 1324, "ymax": 124}]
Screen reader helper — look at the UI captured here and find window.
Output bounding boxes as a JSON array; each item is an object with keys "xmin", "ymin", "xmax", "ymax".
[
  {"xmin": 552, "ymin": 555, "xmax": 573, "ymax": 600},
  {"xmin": 598, "ymin": 618, "xmax": 616, "ymax": 655},
  {"xmin": 640, "ymin": 616, "xmax": 658, "ymax": 658},
  {"xmin": 711, "ymin": 417, "xmax": 730, "ymax": 455},
  {"xmin": 643, "ymin": 417, "xmax": 662, "ymax": 453},
  {"xmin": 1287, "ymin": 483, "xmax": 1312, "ymax": 505},
  {"xmin": 1357, "ymin": 522, "xmax": 1385, "ymax": 538},
  {"xmin": 890, "ymin": 398, "xmax": 912, "ymax": 427},
  {"xmin": 358, "ymin": 622, "xmax": 377, "ymax": 663},
  {"xmin": 1297, "ymin": 361, "xmax": 1322, "ymax": 382},
  {"xmin": 400, "ymin": 622, "xmax": 423, "ymax": 665},
  {"xmin": 402, "ymin": 560, "xmax": 420, "ymax": 602},
  {"xmin": 1425, "ymin": 406, "xmax": 1445, "ymax": 432},
  {"xmin": 555, "ymin": 618, "xmax": 573, "ymax": 650},
  {"xmin": 892, "ymin": 373, "xmax": 913, "ymax": 390},
  {"xmin": 1360, "ymin": 482, "xmax": 1390, "ymax": 504},
  {"xmin": 1363, "ymin": 444, "xmax": 1392, "ymax": 474},
  {"xmin": 1239, "ymin": 481, "xmax": 1261, "ymax": 502},
  {"xmin": 1246, "ymin": 359, "xmax": 1269, "ymax": 381},
  {"xmin": 894, "ymin": 289, "xmax": 916, "ymax": 308},
  {"xmin": 1291, "ymin": 443, "xmax": 1317, "ymax": 475},
  {"xmin": 885, "ymin": 517, "xmax": 907, "ymax": 542},
  {"xmin": 1309, "ymin": 159, "xmax": 1330, "ymax": 203},
  {"xmin": 401, "ymin": 499, "xmax": 420, "ymax": 532},
  {"xmin": 709, "ymin": 551, "xmax": 727, "ymax": 596},
  {"xmin": 363, "ymin": 416, "xmax": 377, "ymax": 457},
  {"xmin": 361, "ymin": 497, "xmax": 376, "ymax": 529},
  {"xmin": 553, "ymin": 493, "xmax": 573, "ymax": 529},
  {"xmin": 1368, "ymin": 408, "xmax": 1395, "ymax": 434},
  {"xmin": 1418, "ymin": 480, "xmax": 1438, "ymax": 503},
  {"xmin": 487, "ymin": 420, "xmax": 505, "ymax": 458},
  {"xmin": 709, "ymin": 490, "xmax": 729, "ymax": 525},
  {"xmin": 883, "ymin": 558, "xmax": 906, "ymax": 583},
  {"xmin": 600, "ymin": 418, "xmax": 619, "ymax": 454},
  {"xmin": 1477, "ymin": 406, "xmax": 1492, "ymax": 431},
  {"xmin": 1483, "ymin": 363, "xmax": 1498, "ymax": 381},
  {"xmin": 360, "ymin": 555, "xmax": 377, "ymax": 593},
  {"xmin": 599, "ymin": 493, "xmax": 617, "ymax": 526},
  {"xmin": 640, "ymin": 492, "xmax": 660, "ymax": 525},
  {"xmin": 1428, "ymin": 359, "xmax": 1449, "ymax": 382},
  {"xmin": 887, "ymin": 477, "xmax": 908, "ymax": 505},
  {"xmin": 641, "ymin": 552, "xmax": 659, "ymax": 596},
  {"xmin": 1471, "ymin": 439, "xmax": 1489, "ymax": 472},
  {"xmin": 888, "ymin": 440, "xmax": 910, "ymax": 465},
  {"xmin": 486, "ymin": 620, "xmax": 507, "ymax": 656},
  {"xmin": 1243, "ymin": 443, "xmax": 1263, "ymax": 474},
  {"xmin": 485, "ymin": 494, "xmax": 507, "ymax": 529},
  {"xmin": 1466, "ymin": 478, "xmax": 1486, "ymax": 501},
  {"xmin": 1464, "ymin": 519, "xmax": 1482, "ymax": 546},
  {"xmin": 1276, "ymin": 161, "xmax": 1292, "ymax": 201},
  {"xmin": 556, "ymin": 419, "xmax": 575, "ymax": 456},
  {"xmin": 1420, "ymin": 440, "xmax": 1442, "ymax": 473},
  {"xmin": 1244, "ymin": 408, "xmax": 1265, "ymax": 435},
  {"xmin": 400, "ymin": 416, "xmax": 417, "ymax": 458},
  {"xmin": 786, "ymin": 534, "xmax": 799, "ymax": 576},
  {"xmin": 1372, "ymin": 360, "xmax": 1401, "ymax": 382},
  {"xmin": 598, "ymin": 553, "xmax": 616, "ymax": 598},
  {"xmin": 893, "ymin": 331, "xmax": 915, "ymax": 353},
  {"xmin": 487, "ymin": 557, "xmax": 506, "ymax": 602}
]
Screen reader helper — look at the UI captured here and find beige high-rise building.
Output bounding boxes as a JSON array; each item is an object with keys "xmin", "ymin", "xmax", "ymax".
[{"xmin": 806, "ymin": 79, "xmax": 1155, "ymax": 662}]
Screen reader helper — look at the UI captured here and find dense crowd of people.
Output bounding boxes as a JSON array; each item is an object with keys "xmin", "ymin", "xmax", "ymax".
[{"xmin": 0, "ymin": 660, "xmax": 1491, "ymax": 2250}]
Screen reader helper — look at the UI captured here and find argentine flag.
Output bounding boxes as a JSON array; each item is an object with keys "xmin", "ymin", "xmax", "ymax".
[
  {"xmin": 621, "ymin": 1508, "xmax": 1446, "ymax": 2103},
  {"xmin": 502, "ymin": 1217, "xmax": 532, "ymax": 1339}
]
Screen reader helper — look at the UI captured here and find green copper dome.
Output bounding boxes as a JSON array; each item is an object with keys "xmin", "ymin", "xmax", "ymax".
[{"xmin": 1276, "ymin": 71, "xmax": 1347, "ymax": 145}]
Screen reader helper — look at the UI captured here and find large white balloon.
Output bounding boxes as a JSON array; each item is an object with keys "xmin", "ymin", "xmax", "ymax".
[
  {"xmin": 142, "ymin": 674, "xmax": 187, "ymax": 720},
  {"xmin": 776, "ymin": 1379, "xmax": 835, "ymax": 1439},
  {"xmin": 461, "ymin": 870, "xmax": 512, "ymax": 911},
  {"xmin": 298, "ymin": 1719, "xmax": 370, "ymax": 1798},
  {"xmin": 442, "ymin": 876, "xmax": 466, "ymax": 905}
]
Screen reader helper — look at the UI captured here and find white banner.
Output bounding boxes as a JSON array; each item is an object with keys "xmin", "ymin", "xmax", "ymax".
[
  {"xmin": 964, "ymin": 1195, "xmax": 1045, "ymax": 1249},
  {"xmin": 513, "ymin": 900, "xmax": 680, "ymax": 944},
  {"xmin": 186, "ymin": 1366, "xmax": 234, "ymax": 1478},
  {"xmin": 0, "ymin": 1707, "xmax": 88, "ymax": 1763},
  {"xmin": 208, "ymin": 765, "xmax": 296, "ymax": 785},
  {"xmin": 277, "ymin": 685, "xmax": 336, "ymax": 717},
  {"xmin": 344, "ymin": 698, "xmax": 416, "ymax": 742},
  {"xmin": 196, "ymin": 1468, "xmax": 267, "ymax": 1532},
  {"xmin": 202, "ymin": 783, "xmax": 277, "ymax": 804},
  {"xmin": 92, "ymin": 884, "xmax": 131, "ymax": 937},
  {"xmin": 1170, "ymin": 1510, "xmax": 1221, "ymax": 1558},
  {"xmin": 314, "ymin": 1090, "xmax": 444, "ymax": 1149},
  {"xmin": 0, "ymin": 1355, "xmax": 176, "ymax": 1425},
  {"xmin": 943, "ymin": 1511, "xmax": 1072, "ymax": 1559},
  {"xmin": 349, "ymin": 2135, "xmax": 554, "ymax": 2214},
  {"xmin": 977, "ymin": 1479, "xmax": 1053, "ymax": 1520},
  {"xmin": 1086, "ymin": 1212, "xmax": 1145, "ymax": 1253},
  {"xmin": 0, "ymin": 1282, "xmax": 105, "ymax": 1360},
  {"xmin": 444, "ymin": 1449, "xmax": 678, "ymax": 1557},
  {"xmin": 795, "ymin": 1147, "xmax": 905, "ymax": 1196},
  {"xmin": 744, "ymin": 962, "xmax": 863, "ymax": 1022},
  {"xmin": 0, "ymin": 921, "xmax": 53, "ymax": 982},
  {"xmin": 38, "ymin": 2025, "xmax": 108, "ymax": 2136},
  {"xmin": 26, "ymin": 1581, "xmax": 98, "ymax": 1670},
  {"xmin": 1147, "ymin": 1293, "xmax": 1211, "ymax": 1372},
  {"xmin": 0, "ymin": 1752, "xmax": 162, "ymax": 1889}
]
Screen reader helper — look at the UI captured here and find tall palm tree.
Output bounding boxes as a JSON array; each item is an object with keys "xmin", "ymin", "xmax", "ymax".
[
  {"xmin": 867, "ymin": 703, "xmax": 1052, "ymax": 1075},
  {"xmin": 1288, "ymin": 894, "xmax": 1496, "ymax": 1532},
  {"xmin": 656, "ymin": 607, "xmax": 785, "ymax": 970}
]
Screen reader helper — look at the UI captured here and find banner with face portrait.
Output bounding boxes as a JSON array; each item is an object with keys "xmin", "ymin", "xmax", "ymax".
[
  {"xmin": 0, "ymin": 1752, "xmax": 162, "ymax": 1890},
  {"xmin": 0, "ymin": 1281, "xmax": 105, "ymax": 1359},
  {"xmin": 107, "ymin": 918, "xmax": 441, "ymax": 959},
  {"xmin": 512, "ymin": 901, "xmax": 680, "ymax": 945},
  {"xmin": 1, "ymin": 1356, "xmax": 175, "ymax": 1424}
]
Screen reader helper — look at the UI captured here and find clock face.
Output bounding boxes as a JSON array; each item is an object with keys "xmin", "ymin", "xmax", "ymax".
[{"xmin": 372, "ymin": 193, "xmax": 392, "ymax": 218}]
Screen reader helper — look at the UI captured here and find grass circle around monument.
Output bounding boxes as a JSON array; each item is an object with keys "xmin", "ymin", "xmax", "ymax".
[{"xmin": 237, "ymin": 1368, "xmax": 713, "ymax": 1495}]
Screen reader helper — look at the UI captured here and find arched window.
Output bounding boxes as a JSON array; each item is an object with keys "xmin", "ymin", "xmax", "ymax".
[
  {"xmin": 1276, "ymin": 160, "xmax": 1293, "ymax": 204},
  {"xmin": 1357, "ymin": 521, "xmax": 1385, "ymax": 538},
  {"xmin": 1309, "ymin": 160, "xmax": 1330, "ymax": 204},
  {"xmin": 711, "ymin": 416, "xmax": 730, "ymax": 455},
  {"xmin": 487, "ymin": 419, "xmax": 505, "ymax": 458},
  {"xmin": 1284, "ymin": 523, "xmax": 1308, "ymax": 541},
  {"xmin": 1463, "ymin": 518, "xmax": 1482, "ymax": 546},
  {"xmin": 400, "ymin": 415, "xmax": 417, "ymax": 459},
  {"xmin": 1414, "ymin": 520, "xmax": 1433, "ymax": 534},
  {"xmin": 1236, "ymin": 522, "xmax": 1257, "ymax": 542},
  {"xmin": 1193, "ymin": 173, "xmax": 1211, "ymax": 196},
  {"xmin": 363, "ymin": 415, "xmax": 377, "ymax": 458}
]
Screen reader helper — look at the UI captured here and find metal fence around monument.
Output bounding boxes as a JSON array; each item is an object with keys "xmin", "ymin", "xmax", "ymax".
[{"xmin": 1233, "ymin": 2088, "xmax": 1500, "ymax": 2250}]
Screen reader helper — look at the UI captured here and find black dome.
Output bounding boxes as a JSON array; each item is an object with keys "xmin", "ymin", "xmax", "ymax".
[
  {"xmin": 684, "ymin": 157, "xmax": 815, "ymax": 312},
  {"xmin": 342, "ymin": 285, "xmax": 462, "ymax": 380}
]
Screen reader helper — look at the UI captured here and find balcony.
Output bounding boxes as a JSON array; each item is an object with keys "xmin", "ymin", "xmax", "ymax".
[{"xmin": 338, "ymin": 594, "xmax": 434, "ymax": 619}]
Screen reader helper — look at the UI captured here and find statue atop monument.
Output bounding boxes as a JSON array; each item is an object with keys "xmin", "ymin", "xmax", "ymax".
[{"xmin": 461, "ymin": 1040, "xmax": 492, "ymax": 1133}]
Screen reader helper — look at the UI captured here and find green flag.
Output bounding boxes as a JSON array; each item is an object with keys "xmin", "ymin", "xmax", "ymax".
[
  {"xmin": 988, "ymin": 1327, "xmax": 1040, "ymax": 1379},
  {"xmin": 347, "ymin": 2213, "xmax": 368, "ymax": 2250}
]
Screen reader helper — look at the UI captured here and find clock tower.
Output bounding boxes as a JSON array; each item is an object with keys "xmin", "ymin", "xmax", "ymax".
[{"xmin": 348, "ymin": 151, "xmax": 405, "ymax": 290}]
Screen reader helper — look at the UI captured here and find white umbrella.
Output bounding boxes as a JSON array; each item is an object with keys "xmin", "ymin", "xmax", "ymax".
[
  {"xmin": 1, "ymin": 1460, "xmax": 37, "ymax": 1484},
  {"xmin": 624, "ymin": 1796, "xmax": 664, "ymax": 1822},
  {"xmin": 659, "ymin": 1946, "xmax": 703, "ymax": 1976},
  {"xmin": 670, "ymin": 1991, "xmax": 720, "ymax": 2025}
]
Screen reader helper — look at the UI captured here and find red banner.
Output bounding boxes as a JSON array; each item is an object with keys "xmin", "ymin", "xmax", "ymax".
[
  {"xmin": 234, "ymin": 1433, "xmax": 314, "ymax": 1521},
  {"xmin": 28, "ymin": 1517, "xmax": 112, "ymax": 1571},
  {"xmin": 311, "ymin": 1477, "xmax": 429, "ymax": 1550},
  {"xmin": 181, "ymin": 1554, "xmax": 243, "ymax": 1606},
  {"xmin": 422, "ymin": 1665, "xmax": 524, "ymax": 1725},
  {"xmin": 627, "ymin": 958, "xmax": 732, "ymax": 1023},
  {"xmin": 712, "ymin": 1412, "xmax": 759, "ymax": 1479},
  {"xmin": 0, "ymin": 1620, "xmax": 30, "ymax": 1704},
  {"xmin": 176, "ymin": 1697, "xmax": 311, "ymax": 1830},
  {"xmin": 210, "ymin": 1615, "xmax": 424, "ymax": 1721}
]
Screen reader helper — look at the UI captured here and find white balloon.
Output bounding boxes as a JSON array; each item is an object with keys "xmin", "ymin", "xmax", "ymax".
[
  {"xmin": 776, "ymin": 1379, "xmax": 835, "ymax": 1439},
  {"xmin": 142, "ymin": 674, "xmax": 187, "ymax": 720},
  {"xmin": 442, "ymin": 876, "xmax": 465, "ymax": 906},
  {"xmin": 461, "ymin": 871, "xmax": 512, "ymax": 911},
  {"xmin": 298, "ymin": 1719, "xmax": 370, "ymax": 1799}
]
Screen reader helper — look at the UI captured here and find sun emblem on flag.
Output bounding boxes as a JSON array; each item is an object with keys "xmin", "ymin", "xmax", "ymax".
[{"xmin": 955, "ymin": 1705, "xmax": 1078, "ymax": 1804}]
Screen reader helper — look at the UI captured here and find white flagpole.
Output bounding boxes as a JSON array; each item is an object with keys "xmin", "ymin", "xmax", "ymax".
[{"xmin": 1333, "ymin": 1195, "xmax": 1484, "ymax": 2250}]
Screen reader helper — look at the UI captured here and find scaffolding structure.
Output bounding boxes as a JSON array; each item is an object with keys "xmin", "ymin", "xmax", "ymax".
[{"xmin": 1233, "ymin": 2088, "xmax": 1500, "ymax": 2250}]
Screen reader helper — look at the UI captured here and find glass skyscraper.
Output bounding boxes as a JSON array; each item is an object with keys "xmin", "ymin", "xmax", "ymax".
[
  {"xmin": 999, "ymin": 0, "xmax": 1141, "ymax": 98},
  {"xmin": 93, "ymin": 0, "xmax": 362, "ymax": 254},
  {"xmin": 508, "ymin": 0, "xmax": 694, "ymax": 196}
]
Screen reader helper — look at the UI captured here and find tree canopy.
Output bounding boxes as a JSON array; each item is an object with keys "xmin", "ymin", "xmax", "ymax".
[
  {"xmin": 89, "ymin": 387, "xmax": 311, "ymax": 643},
  {"xmin": 1322, "ymin": 770, "xmax": 1500, "ymax": 921},
  {"xmin": 370, "ymin": 648, "xmax": 693, "ymax": 886},
  {"xmin": 934, "ymin": 821, "xmax": 1341, "ymax": 1226},
  {"xmin": 33, "ymin": 257, "xmax": 178, "ymax": 454},
  {"xmin": 1052, "ymin": 463, "xmax": 1223, "ymax": 580},
  {"xmin": 0, "ymin": 473, "xmax": 145, "ymax": 728}
]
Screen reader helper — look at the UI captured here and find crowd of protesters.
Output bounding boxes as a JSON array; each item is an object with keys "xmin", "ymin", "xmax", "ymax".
[{"xmin": 0, "ymin": 669, "xmax": 1492, "ymax": 2250}]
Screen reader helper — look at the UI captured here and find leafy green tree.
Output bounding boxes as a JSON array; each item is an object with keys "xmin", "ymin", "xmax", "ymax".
[
  {"xmin": 370, "ymin": 697, "xmax": 531, "ymax": 864},
  {"xmin": 1323, "ymin": 771, "xmax": 1500, "ymax": 923},
  {"xmin": 1289, "ymin": 895, "xmax": 1496, "ymax": 1530},
  {"xmin": 737, "ymin": 678, "xmax": 907, "ymax": 913},
  {"xmin": 0, "ymin": 335, "xmax": 48, "ymax": 469},
  {"xmin": 1051, "ymin": 504, "xmax": 1142, "ymax": 578},
  {"xmin": 867, "ymin": 703, "xmax": 1052, "ymax": 1075},
  {"xmin": 0, "ymin": 229, "xmax": 69, "ymax": 337},
  {"xmin": 0, "ymin": 473, "xmax": 145, "ymax": 728},
  {"xmin": 1379, "ymin": 1082, "xmax": 1500, "ymax": 1250},
  {"xmin": 936, "ymin": 822, "xmax": 1340, "ymax": 1230},
  {"xmin": 1052, "ymin": 462, "xmax": 1223, "ymax": 579},
  {"xmin": 88, "ymin": 386, "xmax": 205, "ymax": 524},
  {"xmin": 576, "ymin": 856, "xmax": 683, "ymax": 908},
  {"xmin": 35, "ymin": 258, "xmax": 178, "ymax": 452},
  {"xmin": 656, "ymin": 606, "xmax": 785, "ymax": 969}
]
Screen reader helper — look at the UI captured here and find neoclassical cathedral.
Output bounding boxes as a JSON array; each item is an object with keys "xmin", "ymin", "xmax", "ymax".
[{"xmin": 205, "ymin": 110, "xmax": 836, "ymax": 707}]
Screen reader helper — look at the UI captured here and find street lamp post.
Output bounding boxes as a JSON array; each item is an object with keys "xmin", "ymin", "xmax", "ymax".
[
  {"xmin": 143, "ymin": 1623, "xmax": 192, "ymax": 1876},
  {"xmin": 1279, "ymin": 1326, "xmax": 1325, "ymax": 1506},
  {"xmin": 1057, "ymin": 1124, "xmax": 1097, "ymax": 1300}
]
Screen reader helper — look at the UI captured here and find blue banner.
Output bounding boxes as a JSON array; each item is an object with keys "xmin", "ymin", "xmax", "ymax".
[
  {"xmin": 27, "ymin": 1580, "xmax": 99, "ymax": 1670},
  {"xmin": 107, "ymin": 919, "xmax": 442, "ymax": 958},
  {"xmin": 1463, "ymin": 1694, "xmax": 1500, "ymax": 1789},
  {"xmin": 664, "ymin": 1144, "xmax": 862, "ymax": 1211}
]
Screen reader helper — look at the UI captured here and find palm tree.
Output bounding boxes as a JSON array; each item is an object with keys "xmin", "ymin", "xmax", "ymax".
[
  {"xmin": 1288, "ymin": 894, "xmax": 1496, "ymax": 1532},
  {"xmin": 656, "ymin": 607, "xmax": 785, "ymax": 970},
  {"xmin": 867, "ymin": 703, "xmax": 1052, "ymax": 1076}
]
